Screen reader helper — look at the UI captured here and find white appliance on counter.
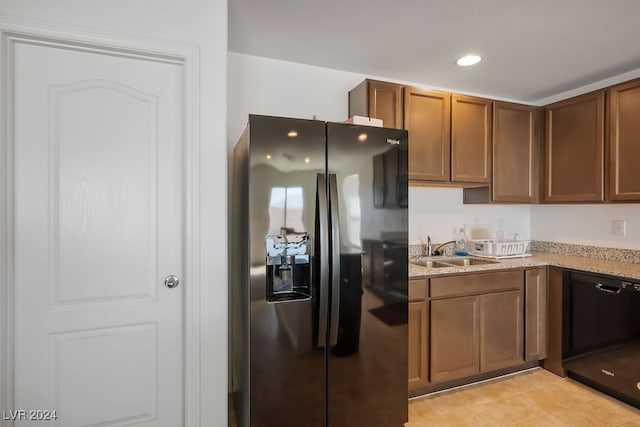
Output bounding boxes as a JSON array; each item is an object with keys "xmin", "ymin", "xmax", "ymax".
[
  {"xmin": 463, "ymin": 223, "xmax": 531, "ymax": 259},
  {"xmin": 468, "ymin": 239, "xmax": 532, "ymax": 259}
]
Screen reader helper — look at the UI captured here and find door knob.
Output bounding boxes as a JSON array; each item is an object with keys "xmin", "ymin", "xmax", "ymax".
[{"xmin": 165, "ymin": 275, "xmax": 180, "ymax": 289}]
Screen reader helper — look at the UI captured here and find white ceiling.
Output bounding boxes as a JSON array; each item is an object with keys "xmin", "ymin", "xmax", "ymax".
[{"xmin": 228, "ymin": 0, "xmax": 640, "ymax": 104}]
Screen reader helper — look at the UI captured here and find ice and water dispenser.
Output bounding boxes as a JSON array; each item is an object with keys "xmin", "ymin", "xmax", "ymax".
[{"xmin": 265, "ymin": 232, "xmax": 311, "ymax": 302}]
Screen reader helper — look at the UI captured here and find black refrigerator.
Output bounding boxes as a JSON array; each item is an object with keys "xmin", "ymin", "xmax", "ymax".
[{"xmin": 229, "ymin": 115, "xmax": 408, "ymax": 427}]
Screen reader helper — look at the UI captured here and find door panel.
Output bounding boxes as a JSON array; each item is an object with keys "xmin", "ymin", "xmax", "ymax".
[
  {"xmin": 404, "ymin": 87, "xmax": 451, "ymax": 182},
  {"xmin": 53, "ymin": 325, "xmax": 157, "ymax": 426},
  {"xmin": 480, "ymin": 291, "xmax": 524, "ymax": 372},
  {"xmin": 544, "ymin": 91, "xmax": 604, "ymax": 202},
  {"xmin": 451, "ymin": 95, "xmax": 492, "ymax": 183},
  {"xmin": 247, "ymin": 116, "xmax": 326, "ymax": 427},
  {"xmin": 367, "ymin": 80, "xmax": 403, "ymax": 129},
  {"xmin": 492, "ymin": 102, "xmax": 541, "ymax": 203},
  {"xmin": 54, "ymin": 80, "xmax": 158, "ymax": 305},
  {"xmin": 326, "ymin": 123, "xmax": 408, "ymax": 427},
  {"xmin": 408, "ymin": 301, "xmax": 429, "ymax": 390},
  {"xmin": 525, "ymin": 268, "xmax": 548, "ymax": 361},
  {"xmin": 13, "ymin": 41, "xmax": 183, "ymax": 426},
  {"xmin": 430, "ymin": 296, "xmax": 480, "ymax": 383},
  {"xmin": 607, "ymin": 79, "xmax": 640, "ymax": 201}
]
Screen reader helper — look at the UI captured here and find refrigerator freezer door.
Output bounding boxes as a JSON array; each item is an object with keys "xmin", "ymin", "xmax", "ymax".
[
  {"xmin": 325, "ymin": 123, "xmax": 409, "ymax": 427},
  {"xmin": 247, "ymin": 115, "xmax": 326, "ymax": 426}
]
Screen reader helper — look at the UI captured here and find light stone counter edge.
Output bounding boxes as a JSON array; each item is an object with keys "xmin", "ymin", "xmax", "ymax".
[{"xmin": 409, "ymin": 252, "xmax": 640, "ymax": 281}]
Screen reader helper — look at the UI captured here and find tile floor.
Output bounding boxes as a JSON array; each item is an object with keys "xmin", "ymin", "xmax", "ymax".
[
  {"xmin": 407, "ymin": 368, "xmax": 640, "ymax": 426},
  {"xmin": 229, "ymin": 368, "xmax": 640, "ymax": 426}
]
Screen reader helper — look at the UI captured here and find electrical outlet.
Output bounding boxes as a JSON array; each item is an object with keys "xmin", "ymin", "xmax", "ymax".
[{"xmin": 612, "ymin": 220, "xmax": 626, "ymax": 236}]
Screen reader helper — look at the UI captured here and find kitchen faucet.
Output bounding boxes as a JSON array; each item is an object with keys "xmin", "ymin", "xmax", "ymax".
[
  {"xmin": 433, "ymin": 240, "xmax": 457, "ymax": 256},
  {"xmin": 427, "ymin": 236, "xmax": 432, "ymax": 256}
]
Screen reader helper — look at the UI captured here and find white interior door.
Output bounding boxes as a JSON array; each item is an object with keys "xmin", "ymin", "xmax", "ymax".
[{"xmin": 12, "ymin": 40, "xmax": 184, "ymax": 426}]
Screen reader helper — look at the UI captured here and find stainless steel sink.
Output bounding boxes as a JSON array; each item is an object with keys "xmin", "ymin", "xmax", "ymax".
[
  {"xmin": 411, "ymin": 260, "xmax": 452, "ymax": 268},
  {"xmin": 411, "ymin": 256, "xmax": 499, "ymax": 268},
  {"xmin": 441, "ymin": 258, "xmax": 499, "ymax": 267}
]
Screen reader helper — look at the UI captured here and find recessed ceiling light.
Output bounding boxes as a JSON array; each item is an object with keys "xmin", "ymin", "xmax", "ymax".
[
  {"xmin": 358, "ymin": 133, "xmax": 367, "ymax": 142},
  {"xmin": 287, "ymin": 130, "xmax": 298, "ymax": 138},
  {"xmin": 266, "ymin": 154, "xmax": 272, "ymax": 160},
  {"xmin": 304, "ymin": 156, "xmax": 310, "ymax": 164},
  {"xmin": 456, "ymin": 54, "xmax": 482, "ymax": 66}
]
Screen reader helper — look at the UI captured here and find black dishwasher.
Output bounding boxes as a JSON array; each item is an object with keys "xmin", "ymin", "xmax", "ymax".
[{"xmin": 562, "ymin": 270, "xmax": 640, "ymax": 408}]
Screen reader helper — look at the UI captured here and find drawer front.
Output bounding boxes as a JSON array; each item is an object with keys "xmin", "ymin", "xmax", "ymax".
[
  {"xmin": 409, "ymin": 278, "xmax": 428, "ymax": 301},
  {"xmin": 431, "ymin": 270, "xmax": 523, "ymax": 299}
]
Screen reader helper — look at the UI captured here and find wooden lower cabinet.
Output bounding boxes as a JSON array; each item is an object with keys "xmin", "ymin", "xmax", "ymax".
[
  {"xmin": 525, "ymin": 268, "xmax": 547, "ymax": 361},
  {"xmin": 430, "ymin": 291, "xmax": 524, "ymax": 384},
  {"xmin": 541, "ymin": 266, "xmax": 564, "ymax": 376},
  {"xmin": 408, "ymin": 278, "xmax": 428, "ymax": 392},
  {"xmin": 408, "ymin": 301, "xmax": 429, "ymax": 390},
  {"xmin": 480, "ymin": 291, "xmax": 524, "ymax": 372},
  {"xmin": 430, "ymin": 296, "xmax": 480, "ymax": 383},
  {"xmin": 409, "ymin": 269, "xmax": 547, "ymax": 390}
]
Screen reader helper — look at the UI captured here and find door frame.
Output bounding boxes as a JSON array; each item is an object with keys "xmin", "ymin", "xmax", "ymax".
[{"xmin": 0, "ymin": 19, "xmax": 204, "ymax": 426}]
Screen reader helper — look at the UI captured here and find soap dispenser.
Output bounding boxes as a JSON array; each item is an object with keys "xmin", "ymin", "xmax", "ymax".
[{"xmin": 454, "ymin": 228, "xmax": 468, "ymax": 256}]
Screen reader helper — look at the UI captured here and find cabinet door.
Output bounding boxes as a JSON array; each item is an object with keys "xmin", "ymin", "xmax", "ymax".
[
  {"xmin": 525, "ymin": 268, "xmax": 547, "ymax": 361},
  {"xmin": 607, "ymin": 79, "xmax": 640, "ymax": 201},
  {"xmin": 540, "ymin": 266, "xmax": 565, "ymax": 377},
  {"xmin": 368, "ymin": 80, "xmax": 403, "ymax": 129},
  {"xmin": 430, "ymin": 296, "xmax": 479, "ymax": 383},
  {"xmin": 544, "ymin": 90, "xmax": 604, "ymax": 202},
  {"xmin": 451, "ymin": 95, "xmax": 492, "ymax": 183},
  {"xmin": 493, "ymin": 102, "xmax": 541, "ymax": 202},
  {"xmin": 404, "ymin": 87, "xmax": 451, "ymax": 181},
  {"xmin": 480, "ymin": 290, "xmax": 524, "ymax": 372},
  {"xmin": 408, "ymin": 301, "xmax": 429, "ymax": 390}
]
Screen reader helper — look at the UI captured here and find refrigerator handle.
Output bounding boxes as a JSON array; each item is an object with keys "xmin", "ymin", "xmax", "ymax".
[
  {"xmin": 328, "ymin": 174, "xmax": 340, "ymax": 347},
  {"xmin": 316, "ymin": 174, "xmax": 330, "ymax": 348}
]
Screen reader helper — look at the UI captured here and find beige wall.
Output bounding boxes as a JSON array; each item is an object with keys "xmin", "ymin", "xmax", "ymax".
[{"xmin": 531, "ymin": 204, "xmax": 640, "ymax": 250}]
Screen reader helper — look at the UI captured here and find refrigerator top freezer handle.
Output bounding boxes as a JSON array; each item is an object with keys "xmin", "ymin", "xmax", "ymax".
[
  {"xmin": 316, "ymin": 173, "xmax": 330, "ymax": 348},
  {"xmin": 328, "ymin": 174, "xmax": 340, "ymax": 347}
]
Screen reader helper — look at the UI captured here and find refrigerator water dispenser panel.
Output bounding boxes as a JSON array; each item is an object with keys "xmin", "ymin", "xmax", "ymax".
[{"xmin": 265, "ymin": 233, "xmax": 311, "ymax": 302}]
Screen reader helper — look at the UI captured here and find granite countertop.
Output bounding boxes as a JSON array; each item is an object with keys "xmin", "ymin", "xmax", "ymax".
[{"xmin": 409, "ymin": 251, "xmax": 640, "ymax": 281}]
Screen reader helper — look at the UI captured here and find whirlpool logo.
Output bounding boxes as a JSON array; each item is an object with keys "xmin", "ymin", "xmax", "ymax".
[{"xmin": 601, "ymin": 368, "xmax": 615, "ymax": 377}]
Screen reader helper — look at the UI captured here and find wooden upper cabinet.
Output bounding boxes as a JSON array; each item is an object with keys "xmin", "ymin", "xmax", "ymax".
[
  {"xmin": 607, "ymin": 79, "xmax": 640, "ymax": 201},
  {"xmin": 451, "ymin": 95, "xmax": 492, "ymax": 183},
  {"xmin": 544, "ymin": 90, "xmax": 605, "ymax": 202},
  {"xmin": 404, "ymin": 87, "xmax": 451, "ymax": 181},
  {"xmin": 492, "ymin": 102, "xmax": 541, "ymax": 203},
  {"xmin": 348, "ymin": 79, "xmax": 403, "ymax": 129}
]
